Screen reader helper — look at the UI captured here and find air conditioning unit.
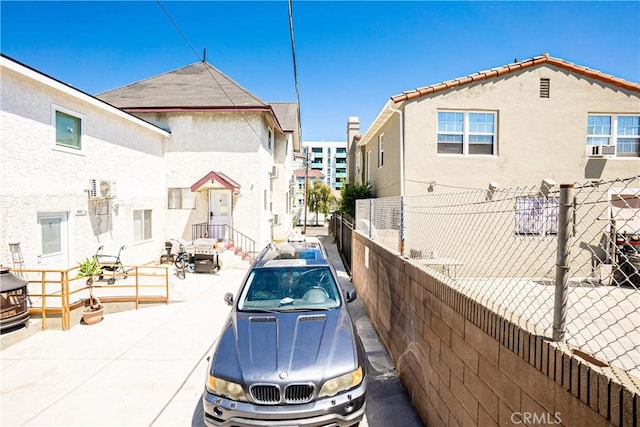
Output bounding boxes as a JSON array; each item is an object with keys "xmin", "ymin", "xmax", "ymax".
[
  {"xmin": 88, "ymin": 179, "xmax": 117, "ymax": 198},
  {"xmin": 270, "ymin": 166, "xmax": 279, "ymax": 179},
  {"xmin": 273, "ymin": 214, "xmax": 281, "ymax": 225},
  {"xmin": 586, "ymin": 144, "xmax": 616, "ymax": 157}
]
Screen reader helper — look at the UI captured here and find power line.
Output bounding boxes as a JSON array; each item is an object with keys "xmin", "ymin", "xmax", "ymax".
[
  {"xmin": 288, "ymin": 0, "xmax": 306, "ymax": 232},
  {"xmin": 155, "ymin": 0, "xmax": 268, "ymax": 144},
  {"xmin": 288, "ymin": 0, "xmax": 303, "ymax": 142},
  {"xmin": 155, "ymin": 0, "xmax": 202, "ymax": 61}
]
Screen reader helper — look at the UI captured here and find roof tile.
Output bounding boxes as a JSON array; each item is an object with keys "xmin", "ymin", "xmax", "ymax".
[{"xmin": 391, "ymin": 53, "xmax": 640, "ymax": 103}]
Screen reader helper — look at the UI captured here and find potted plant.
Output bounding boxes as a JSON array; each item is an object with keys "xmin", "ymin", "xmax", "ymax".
[{"xmin": 77, "ymin": 256, "xmax": 104, "ymax": 325}]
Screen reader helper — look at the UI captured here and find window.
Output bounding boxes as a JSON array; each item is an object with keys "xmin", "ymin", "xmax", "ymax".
[
  {"xmin": 378, "ymin": 134, "xmax": 384, "ymax": 167},
  {"xmin": 515, "ymin": 197, "xmax": 558, "ymax": 235},
  {"xmin": 268, "ymin": 128, "xmax": 273, "ymax": 150},
  {"xmin": 356, "ymin": 152, "xmax": 362, "ymax": 175},
  {"xmin": 133, "ymin": 210, "xmax": 152, "ymax": 241},
  {"xmin": 168, "ymin": 188, "xmax": 196, "ymax": 209},
  {"xmin": 55, "ymin": 109, "xmax": 82, "ymax": 150},
  {"xmin": 367, "ymin": 150, "xmax": 371, "ymax": 182},
  {"xmin": 437, "ymin": 111, "xmax": 496, "ymax": 155},
  {"xmin": 587, "ymin": 114, "xmax": 640, "ymax": 157}
]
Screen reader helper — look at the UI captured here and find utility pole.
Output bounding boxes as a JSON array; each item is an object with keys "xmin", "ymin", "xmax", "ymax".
[{"xmin": 303, "ymin": 147, "xmax": 309, "ymax": 234}]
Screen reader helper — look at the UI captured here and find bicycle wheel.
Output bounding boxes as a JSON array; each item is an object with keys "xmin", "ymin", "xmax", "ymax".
[{"xmin": 174, "ymin": 257, "xmax": 187, "ymax": 270}]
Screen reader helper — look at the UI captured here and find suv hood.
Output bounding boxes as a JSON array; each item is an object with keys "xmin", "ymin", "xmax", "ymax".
[{"xmin": 211, "ymin": 307, "xmax": 360, "ymax": 384}]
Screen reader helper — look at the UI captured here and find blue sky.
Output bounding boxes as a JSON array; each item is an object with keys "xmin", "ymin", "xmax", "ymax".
[{"xmin": 1, "ymin": 1, "xmax": 639, "ymax": 141}]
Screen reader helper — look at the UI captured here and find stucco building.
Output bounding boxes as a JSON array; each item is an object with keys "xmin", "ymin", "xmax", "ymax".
[
  {"xmin": 1, "ymin": 55, "xmax": 299, "ymax": 268},
  {"xmin": 353, "ymin": 53, "xmax": 640, "ymax": 197}
]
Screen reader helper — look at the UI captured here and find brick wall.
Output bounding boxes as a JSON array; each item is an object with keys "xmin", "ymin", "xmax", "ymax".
[{"xmin": 352, "ymin": 232, "xmax": 638, "ymax": 426}]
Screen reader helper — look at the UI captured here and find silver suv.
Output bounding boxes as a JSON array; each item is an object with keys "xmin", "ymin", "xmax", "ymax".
[{"xmin": 203, "ymin": 237, "xmax": 366, "ymax": 426}]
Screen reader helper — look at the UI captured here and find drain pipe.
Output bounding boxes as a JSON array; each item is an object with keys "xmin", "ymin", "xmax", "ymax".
[{"xmin": 389, "ymin": 106, "xmax": 405, "ymax": 256}]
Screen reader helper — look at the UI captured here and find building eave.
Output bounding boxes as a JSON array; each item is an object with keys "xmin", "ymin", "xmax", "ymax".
[{"xmin": 0, "ymin": 54, "xmax": 170, "ymax": 138}]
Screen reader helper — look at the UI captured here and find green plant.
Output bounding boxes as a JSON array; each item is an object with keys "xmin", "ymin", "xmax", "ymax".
[
  {"xmin": 307, "ymin": 180, "xmax": 335, "ymax": 225},
  {"xmin": 77, "ymin": 256, "xmax": 103, "ymax": 310},
  {"xmin": 338, "ymin": 182, "xmax": 371, "ymax": 218}
]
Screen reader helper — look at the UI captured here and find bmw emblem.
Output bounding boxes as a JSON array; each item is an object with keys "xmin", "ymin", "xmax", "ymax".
[{"xmin": 279, "ymin": 371, "xmax": 288, "ymax": 380}]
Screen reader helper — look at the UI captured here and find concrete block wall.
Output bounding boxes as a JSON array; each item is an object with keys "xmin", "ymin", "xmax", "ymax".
[{"xmin": 351, "ymin": 232, "xmax": 638, "ymax": 426}]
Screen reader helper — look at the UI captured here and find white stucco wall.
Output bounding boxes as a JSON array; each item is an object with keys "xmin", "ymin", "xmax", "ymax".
[
  {"xmin": 1, "ymin": 60, "xmax": 168, "ymax": 268},
  {"xmin": 137, "ymin": 111, "xmax": 289, "ymax": 250},
  {"xmin": 2, "ymin": 56, "xmax": 299, "ymax": 269}
]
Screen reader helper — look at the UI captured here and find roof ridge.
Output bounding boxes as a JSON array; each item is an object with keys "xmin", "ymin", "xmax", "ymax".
[
  {"xmin": 391, "ymin": 53, "xmax": 640, "ymax": 103},
  {"xmin": 96, "ymin": 60, "xmax": 270, "ymax": 109},
  {"xmin": 199, "ymin": 61, "xmax": 269, "ymax": 107},
  {"xmin": 96, "ymin": 61, "xmax": 203, "ymax": 96}
]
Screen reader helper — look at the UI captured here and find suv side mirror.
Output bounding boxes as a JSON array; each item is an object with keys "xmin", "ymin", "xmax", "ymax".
[
  {"xmin": 224, "ymin": 293, "xmax": 234, "ymax": 306},
  {"xmin": 345, "ymin": 289, "xmax": 357, "ymax": 303}
]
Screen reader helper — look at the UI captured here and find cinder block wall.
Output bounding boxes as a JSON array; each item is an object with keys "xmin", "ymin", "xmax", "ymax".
[{"xmin": 351, "ymin": 232, "xmax": 638, "ymax": 426}]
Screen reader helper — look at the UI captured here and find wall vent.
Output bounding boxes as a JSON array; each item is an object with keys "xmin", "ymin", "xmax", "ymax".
[{"xmin": 540, "ymin": 78, "xmax": 550, "ymax": 98}]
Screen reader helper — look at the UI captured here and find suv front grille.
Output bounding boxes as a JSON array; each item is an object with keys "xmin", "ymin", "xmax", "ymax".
[
  {"xmin": 249, "ymin": 383, "xmax": 316, "ymax": 404},
  {"xmin": 285, "ymin": 384, "xmax": 315, "ymax": 403},
  {"xmin": 250, "ymin": 385, "xmax": 280, "ymax": 403}
]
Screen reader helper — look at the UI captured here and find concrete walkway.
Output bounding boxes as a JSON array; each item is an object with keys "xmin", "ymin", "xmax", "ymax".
[{"xmin": 1, "ymin": 226, "xmax": 422, "ymax": 427}]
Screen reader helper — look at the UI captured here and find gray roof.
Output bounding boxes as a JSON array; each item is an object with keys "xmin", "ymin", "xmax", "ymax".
[
  {"xmin": 97, "ymin": 61, "xmax": 269, "ymax": 110},
  {"xmin": 271, "ymin": 102, "xmax": 298, "ymax": 133}
]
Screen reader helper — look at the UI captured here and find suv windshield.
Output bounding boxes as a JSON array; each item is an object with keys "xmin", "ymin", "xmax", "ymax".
[{"xmin": 237, "ymin": 266, "xmax": 341, "ymax": 312}]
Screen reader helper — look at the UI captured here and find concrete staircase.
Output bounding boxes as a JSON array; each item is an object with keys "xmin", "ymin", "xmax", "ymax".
[{"xmin": 217, "ymin": 247, "xmax": 252, "ymax": 270}]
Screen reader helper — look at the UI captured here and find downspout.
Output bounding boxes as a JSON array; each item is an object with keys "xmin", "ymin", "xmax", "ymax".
[{"xmin": 389, "ymin": 106, "xmax": 405, "ymax": 256}]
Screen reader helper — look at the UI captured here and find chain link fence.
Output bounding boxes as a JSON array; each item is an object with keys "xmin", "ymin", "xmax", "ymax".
[{"xmin": 356, "ymin": 176, "xmax": 640, "ymax": 390}]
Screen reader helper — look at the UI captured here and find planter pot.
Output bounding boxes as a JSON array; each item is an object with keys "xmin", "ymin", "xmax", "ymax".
[{"xmin": 81, "ymin": 306, "xmax": 104, "ymax": 325}]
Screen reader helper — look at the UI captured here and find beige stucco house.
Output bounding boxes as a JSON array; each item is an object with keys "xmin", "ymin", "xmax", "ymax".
[
  {"xmin": 352, "ymin": 53, "xmax": 639, "ymax": 197},
  {"xmin": 1, "ymin": 54, "xmax": 299, "ymax": 269},
  {"xmin": 348, "ymin": 53, "xmax": 639, "ymax": 278}
]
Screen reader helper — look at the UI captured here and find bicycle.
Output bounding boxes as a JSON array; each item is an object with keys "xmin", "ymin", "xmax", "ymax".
[{"xmin": 173, "ymin": 242, "xmax": 189, "ymax": 279}]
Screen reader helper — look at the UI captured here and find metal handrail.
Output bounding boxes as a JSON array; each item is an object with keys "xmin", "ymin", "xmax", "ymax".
[{"xmin": 191, "ymin": 223, "xmax": 256, "ymax": 261}]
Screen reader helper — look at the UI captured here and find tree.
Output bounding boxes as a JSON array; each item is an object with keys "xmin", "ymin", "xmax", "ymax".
[
  {"xmin": 307, "ymin": 180, "xmax": 335, "ymax": 225},
  {"xmin": 338, "ymin": 182, "xmax": 371, "ymax": 218}
]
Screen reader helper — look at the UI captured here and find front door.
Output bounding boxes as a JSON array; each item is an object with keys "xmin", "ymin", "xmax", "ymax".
[
  {"xmin": 37, "ymin": 212, "xmax": 69, "ymax": 267},
  {"xmin": 209, "ymin": 189, "xmax": 231, "ymax": 240}
]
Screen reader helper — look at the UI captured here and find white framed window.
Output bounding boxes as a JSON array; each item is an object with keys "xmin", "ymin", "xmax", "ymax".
[
  {"xmin": 167, "ymin": 188, "xmax": 196, "ymax": 209},
  {"xmin": 378, "ymin": 134, "xmax": 384, "ymax": 167},
  {"xmin": 587, "ymin": 114, "xmax": 640, "ymax": 157},
  {"xmin": 515, "ymin": 197, "xmax": 558, "ymax": 236},
  {"xmin": 367, "ymin": 150, "xmax": 371, "ymax": 182},
  {"xmin": 52, "ymin": 105, "xmax": 84, "ymax": 154},
  {"xmin": 355, "ymin": 152, "xmax": 362, "ymax": 175},
  {"xmin": 133, "ymin": 210, "xmax": 152, "ymax": 241},
  {"xmin": 268, "ymin": 128, "xmax": 273, "ymax": 150},
  {"xmin": 437, "ymin": 111, "xmax": 496, "ymax": 155}
]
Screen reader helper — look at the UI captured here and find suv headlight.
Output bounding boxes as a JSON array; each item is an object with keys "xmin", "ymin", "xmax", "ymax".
[
  {"xmin": 206, "ymin": 375, "xmax": 248, "ymax": 402},
  {"xmin": 318, "ymin": 367, "xmax": 363, "ymax": 398}
]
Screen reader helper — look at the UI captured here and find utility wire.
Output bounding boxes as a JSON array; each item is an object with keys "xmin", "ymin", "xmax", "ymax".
[
  {"xmin": 155, "ymin": 0, "xmax": 267, "ymax": 144},
  {"xmin": 155, "ymin": 0, "xmax": 202, "ymax": 61},
  {"xmin": 288, "ymin": 0, "xmax": 303, "ymax": 142}
]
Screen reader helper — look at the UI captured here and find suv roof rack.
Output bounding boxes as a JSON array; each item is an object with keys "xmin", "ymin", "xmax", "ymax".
[{"xmin": 254, "ymin": 236, "xmax": 329, "ymax": 267}]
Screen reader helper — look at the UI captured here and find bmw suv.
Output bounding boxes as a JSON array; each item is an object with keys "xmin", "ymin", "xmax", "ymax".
[{"xmin": 203, "ymin": 237, "xmax": 366, "ymax": 426}]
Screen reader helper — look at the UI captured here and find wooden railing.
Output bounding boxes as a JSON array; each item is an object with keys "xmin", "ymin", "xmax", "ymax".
[{"xmin": 13, "ymin": 264, "xmax": 170, "ymax": 331}]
